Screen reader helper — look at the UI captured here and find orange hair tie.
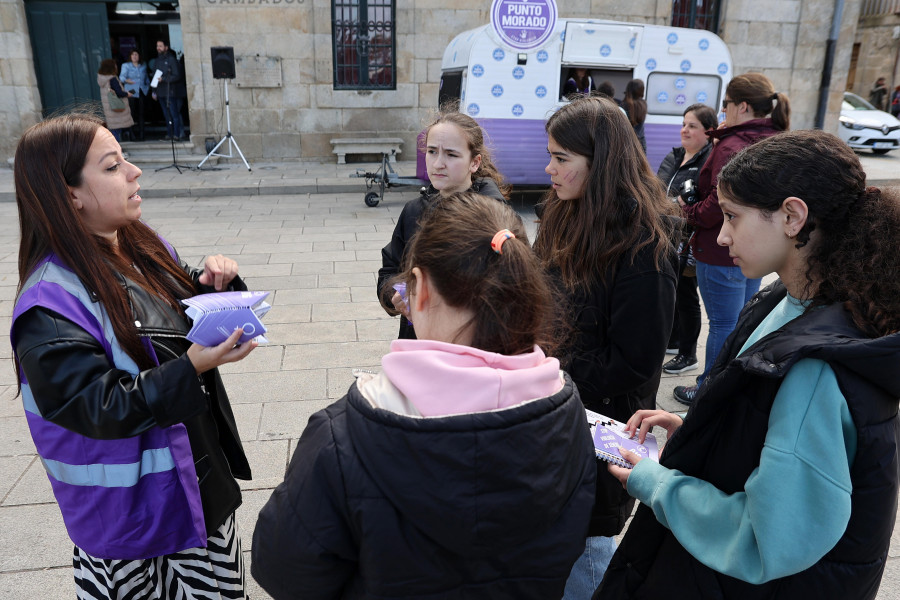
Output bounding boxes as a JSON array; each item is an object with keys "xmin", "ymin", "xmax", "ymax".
[{"xmin": 490, "ymin": 229, "xmax": 515, "ymax": 254}]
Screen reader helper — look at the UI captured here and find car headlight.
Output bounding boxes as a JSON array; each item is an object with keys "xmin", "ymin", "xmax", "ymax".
[{"xmin": 839, "ymin": 116, "xmax": 865, "ymax": 130}]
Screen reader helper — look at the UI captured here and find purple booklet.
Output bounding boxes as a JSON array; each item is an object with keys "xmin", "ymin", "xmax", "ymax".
[
  {"xmin": 182, "ymin": 291, "xmax": 271, "ymax": 347},
  {"xmin": 586, "ymin": 409, "xmax": 659, "ymax": 469}
]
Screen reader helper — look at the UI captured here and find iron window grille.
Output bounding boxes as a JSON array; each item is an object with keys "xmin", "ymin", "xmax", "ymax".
[
  {"xmin": 332, "ymin": 0, "xmax": 396, "ymax": 90},
  {"xmin": 671, "ymin": 0, "xmax": 721, "ymax": 34}
]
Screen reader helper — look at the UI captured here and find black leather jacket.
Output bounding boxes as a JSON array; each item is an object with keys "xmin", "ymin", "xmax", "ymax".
[{"xmin": 13, "ymin": 264, "xmax": 251, "ymax": 536}]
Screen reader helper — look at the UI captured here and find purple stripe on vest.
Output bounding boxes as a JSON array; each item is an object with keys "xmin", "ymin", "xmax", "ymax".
[{"xmin": 48, "ymin": 468, "xmax": 206, "ymax": 559}]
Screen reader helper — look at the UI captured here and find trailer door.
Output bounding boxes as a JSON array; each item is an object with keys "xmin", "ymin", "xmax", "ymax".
[{"xmin": 561, "ymin": 22, "xmax": 643, "ymax": 67}]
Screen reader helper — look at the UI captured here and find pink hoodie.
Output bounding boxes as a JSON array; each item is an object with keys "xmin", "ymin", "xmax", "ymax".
[{"xmin": 380, "ymin": 339, "xmax": 563, "ymax": 417}]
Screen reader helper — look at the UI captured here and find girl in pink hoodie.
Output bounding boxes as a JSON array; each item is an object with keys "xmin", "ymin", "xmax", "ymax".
[{"xmin": 253, "ymin": 192, "xmax": 596, "ymax": 599}]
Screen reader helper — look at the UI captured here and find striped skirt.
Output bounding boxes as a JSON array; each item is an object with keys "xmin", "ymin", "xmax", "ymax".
[{"xmin": 73, "ymin": 514, "xmax": 246, "ymax": 600}]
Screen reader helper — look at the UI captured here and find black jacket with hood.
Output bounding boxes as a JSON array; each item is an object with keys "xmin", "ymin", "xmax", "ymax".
[{"xmin": 251, "ymin": 373, "xmax": 596, "ymax": 599}]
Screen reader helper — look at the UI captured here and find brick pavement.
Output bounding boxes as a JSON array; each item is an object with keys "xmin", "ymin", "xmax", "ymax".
[{"xmin": 0, "ymin": 159, "xmax": 898, "ymax": 598}]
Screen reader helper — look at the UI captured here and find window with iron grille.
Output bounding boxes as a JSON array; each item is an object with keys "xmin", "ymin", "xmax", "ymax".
[
  {"xmin": 332, "ymin": 0, "xmax": 396, "ymax": 90},
  {"xmin": 671, "ymin": 0, "xmax": 721, "ymax": 34}
]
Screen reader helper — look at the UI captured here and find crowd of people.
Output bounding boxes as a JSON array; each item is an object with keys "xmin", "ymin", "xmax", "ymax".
[{"xmin": 12, "ymin": 67, "xmax": 900, "ymax": 600}]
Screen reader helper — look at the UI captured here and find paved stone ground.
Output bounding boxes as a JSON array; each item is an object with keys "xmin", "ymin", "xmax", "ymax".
[{"xmin": 0, "ymin": 171, "xmax": 898, "ymax": 597}]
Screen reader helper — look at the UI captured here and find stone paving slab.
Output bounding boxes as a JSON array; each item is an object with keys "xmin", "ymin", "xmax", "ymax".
[{"xmin": 0, "ymin": 183, "xmax": 898, "ymax": 600}]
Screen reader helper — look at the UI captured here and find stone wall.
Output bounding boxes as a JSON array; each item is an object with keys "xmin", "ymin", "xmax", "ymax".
[
  {"xmin": 718, "ymin": 0, "xmax": 861, "ymax": 132},
  {"xmin": 0, "ymin": 0, "xmax": 868, "ymax": 163},
  {"xmin": 850, "ymin": 12, "xmax": 900, "ymax": 106},
  {"xmin": 0, "ymin": 0, "xmax": 42, "ymax": 164}
]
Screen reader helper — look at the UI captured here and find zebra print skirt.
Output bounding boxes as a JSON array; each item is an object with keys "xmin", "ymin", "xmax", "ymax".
[{"xmin": 72, "ymin": 513, "xmax": 246, "ymax": 600}]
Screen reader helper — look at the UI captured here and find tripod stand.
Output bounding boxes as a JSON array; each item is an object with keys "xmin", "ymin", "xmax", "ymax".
[
  {"xmin": 155, "ymin": 79, "xmax": 191, "ymax": 173},
  {"xmin": 198, "ymin": 80, "xmax": 251, "ymax": 171}
]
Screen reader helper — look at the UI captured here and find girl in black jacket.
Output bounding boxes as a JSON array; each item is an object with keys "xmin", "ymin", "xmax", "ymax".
[
  {"xmin": 254, "ymin": 192, "xmax": 595, "ymax": 599},
  {"xmin": 656, "ymin": 103, "xmax": 718, "ymax": 375},
  {"xmin": 378, "ymin": 110, "xmax": 508, "ymax": 339},
  {"xmin": 533, "ymin": 95, "xmax": 678, "ymax": 599}
]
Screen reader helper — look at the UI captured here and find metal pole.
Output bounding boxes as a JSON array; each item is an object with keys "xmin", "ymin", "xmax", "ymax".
[{"xmin": 814, "ymin": 0, "xmax": 846, "ymax": 129}]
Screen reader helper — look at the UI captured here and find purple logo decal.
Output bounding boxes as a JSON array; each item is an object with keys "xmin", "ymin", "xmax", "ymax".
[
  {"xmin": 675, "ymin": 94, "xmax": 686, "ymax": 105},
  {"xmin": 490, "ymin": 0, "xmax": 558, "ymax": 51}
]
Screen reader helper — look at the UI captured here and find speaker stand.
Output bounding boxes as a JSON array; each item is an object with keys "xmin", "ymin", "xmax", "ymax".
[{"xmin": 198, "ymin": 80, "xmax": 251, "ymax": 171}]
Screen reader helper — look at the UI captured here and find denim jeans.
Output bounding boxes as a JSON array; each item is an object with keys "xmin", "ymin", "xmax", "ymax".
[
  {"xmin": 695, "ymin": 262, "xmax": 761, "ymax": 385},
  {"xmin": 158, "ymin": 96, "xmax": 183, "ymax": 139},
  {"xmin": 562, "ymin": 536, "xmax": 617, "ymax": 600}
]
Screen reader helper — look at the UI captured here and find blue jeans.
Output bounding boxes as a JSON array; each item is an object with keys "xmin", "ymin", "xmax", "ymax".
[
  {"xmin": 158, "ymin": 96, "xmax": 183, "ymax": 139},
  {"xmin": 562, "ymin": 536, "xmax": 617, "ymax": 599},
  {"xmin": 695, "ymin": 262, "xmax": 761, "ymax": 385}
]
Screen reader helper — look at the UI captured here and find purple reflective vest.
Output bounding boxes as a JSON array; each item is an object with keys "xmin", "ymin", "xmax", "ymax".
[{"xmin": 11, "ymin": 255, "xmax": 206, "ymax": 559}]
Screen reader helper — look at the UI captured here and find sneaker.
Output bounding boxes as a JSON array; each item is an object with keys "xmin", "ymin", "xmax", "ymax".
[
  {"xmin": 673, "ymin": 385, "xmax": 699, "ymax": 406},
  {"xmin": 663, "ymin": 354, "xmax": 698, "ymax": 374},
  {"xmin": 665, "ymin": 345, "xmax": 679, "ymax": 355}
]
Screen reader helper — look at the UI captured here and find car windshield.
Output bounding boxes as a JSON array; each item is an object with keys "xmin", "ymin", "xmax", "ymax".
[{"xmin": 843, "ymin": 93, "xmax": 877, "ymax": 111}]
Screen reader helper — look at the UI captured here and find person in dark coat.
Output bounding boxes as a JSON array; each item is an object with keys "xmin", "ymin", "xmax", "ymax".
[
  {"xmin": 533, "ymin": 95, "xmax": 678, "ymax": 599},
  {"xmin": 673, "ymin": 72, "xmax": 791, "ymax": 406},
  {"xmin": 622, "ymin": 79, "xmax": 647, "ymax": 153},
  {"xmin": 253, "ymin": 192, "xmax": 596, "ymax": 599},
  {"xmin": 152, "ymin": 39, "xmax": 187, "ymax": 141},
  {"xmin": 377, "ymin": 110, "xmax": 508, "ymax": 340},
  {"xmin": 597, "ymin": 130, "xmax": 900, "ymax": 600},
  {"xmin": 656, "ymin": 103, "xmax": 718, "ymax": 375}
]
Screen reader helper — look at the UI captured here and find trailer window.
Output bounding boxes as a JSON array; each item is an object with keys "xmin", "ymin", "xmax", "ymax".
[
  {"xmin": 646, "ymin": 72, "xmax": 721, "ymax": 116},
  {"xmin": 332, "ymin": 0, "xmax": 396, "ymax": 90}
]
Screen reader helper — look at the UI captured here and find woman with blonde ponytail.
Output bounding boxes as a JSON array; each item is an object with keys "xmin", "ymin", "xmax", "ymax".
[{"xmin": 673, "ymin": 72, "xmax": 791, "ymax": 406}]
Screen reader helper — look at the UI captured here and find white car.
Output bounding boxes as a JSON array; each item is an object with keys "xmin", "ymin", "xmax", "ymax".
[{"xmin": 839, "ymin": 92, "xmax": 900, "ymax": 154}]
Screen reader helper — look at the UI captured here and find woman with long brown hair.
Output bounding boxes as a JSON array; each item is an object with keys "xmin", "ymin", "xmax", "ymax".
[
  {"xmin": 622, "ymin": 78, "xmax": 648, "ymax": 153},
  {"xmin": 12, "ymin": 113, "xmax": 256, "ymax": 598},
  {"xmin": 534, "ymin": 95, "xmax": 678, "ymax": 598}
]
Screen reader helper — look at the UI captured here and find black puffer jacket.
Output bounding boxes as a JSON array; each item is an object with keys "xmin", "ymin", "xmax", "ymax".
[
  {"xmin": 13, "ymin": 262, "xmax": 251, "ymax": 536},
  {"xmin": 251, "ymin": 374, "xmax": 596, "ymax": 599},
  {"xmin": 656, "ymin": 142, "xmax": 711, "ymax": 200},
  {"xmin": 377, "ymin": 178, "xmax": 505, "ymax": 339},
  {"xmin": 596, "ymin": 281, "xmax": 900, "ymax": 599}
]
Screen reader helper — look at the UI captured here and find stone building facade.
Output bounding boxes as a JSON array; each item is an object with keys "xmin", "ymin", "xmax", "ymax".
[
  {"xmin": 848, "ymin": 0, "xmax": 900, "ymax": 108},
  {"xmin": 0, "ymin": 0, "xmax": 866, "ymax": 163}
]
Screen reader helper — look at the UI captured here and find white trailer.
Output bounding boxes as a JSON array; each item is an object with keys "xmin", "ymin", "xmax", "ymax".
[{"xmin": 423, "ymin": 19, "xmax": 733, "ymax": 185}]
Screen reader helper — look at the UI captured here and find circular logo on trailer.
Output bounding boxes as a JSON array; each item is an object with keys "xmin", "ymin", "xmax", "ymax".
[
  {"xmin": 492, "ymin": 84, "xmax": 504, "ymax": 97},
  {"xmin": 657, "ymin": 91, "xmax": 669, "ymax": 103},
  {"xmin": 600, "ymin": 44, "xmax": 611, "ymax": 57},
  {"xmin": 680, "ymin": 60, "xmax": 691, "ymax": 72},
  {"xmin": 512, "ymin": 104, "xmax": 524, "ymax": 116},
  {"xmin": 467, "ymin": 103, "xmax": 480, "ymax": 116},
  {"xmin": 699, "ymin": 38, "xmax": 710, "ymax": 51},
  {"xmin": 513, "ymin": 66, "xmax": 525, "ymax": 79},
  {"xmin": 535, "ymin": 85, "xmax": 547, "ymax": 98},
  {"xmin": 675, "ymin": 77, "xmax": 687, "ymax": 89},
  {"xmin": 718, "ymin": 62, "xmax": 729, "ymax": 75},
  {"xmin": 646, "ymin": 58, "xmax": 657, "ymax": 71},
  {"xmin": 493, "ymin": 48, "xmax": 506, "ymax": 61},
  {"xmin": 675, "ymin": 94, "xmax": 687, "ymax": 105},
  {"xmin": 696, "ymin": 91, "xmax": 708, "ymax": 103},
  {"xmin": 490, "ymin": 0, "xmax": 559, "ymax": 51},
  {"xmin": 472, "ymin": 64, "xmax": 485, "ymax": 77},
  {"xmin": 586, "ymin": 29, "xmax": 595, "ymax": 34},
  {"xmin": 667, "ymin": 32, "xmax": 678, "ymax": 45},
  {"xmin": 537, "ymin": 49, "xmax": 549, "ymax": 63}
]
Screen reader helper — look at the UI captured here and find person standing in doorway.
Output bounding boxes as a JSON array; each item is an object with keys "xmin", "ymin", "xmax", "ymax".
[
  {"xmin": 152, "ymin": 40, "xmax": 187, "ymax": 141},
  {"xmin": 120, "ymin": 50, "xmax": 150, "ymax": 141}
]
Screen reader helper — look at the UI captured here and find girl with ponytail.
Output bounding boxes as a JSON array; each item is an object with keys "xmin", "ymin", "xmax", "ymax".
[
  {"xmin": 598, "ymin": 131, "xmax": 900, "ymax": 600},
  {"xmin": 254, "ymin": 193, "xmax": 594, "ymax": 599},
  {"xmin": 674, "ymin": 71, "xmax": 792, "ymax": 405}
]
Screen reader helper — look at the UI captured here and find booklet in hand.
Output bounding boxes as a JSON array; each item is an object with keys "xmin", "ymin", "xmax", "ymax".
[
  {"xmin": 585, "ymin": 408, "xmax": 659, "ymax": 469},
  {"xmin": 182, "ymin": 291, "xmax": 271, "ymax": 347}
]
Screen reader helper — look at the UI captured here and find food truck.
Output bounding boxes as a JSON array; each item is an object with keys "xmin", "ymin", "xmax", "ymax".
[{"xmin": 426, "ymin": 3, "xmax": 733, "ymax": 185}]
